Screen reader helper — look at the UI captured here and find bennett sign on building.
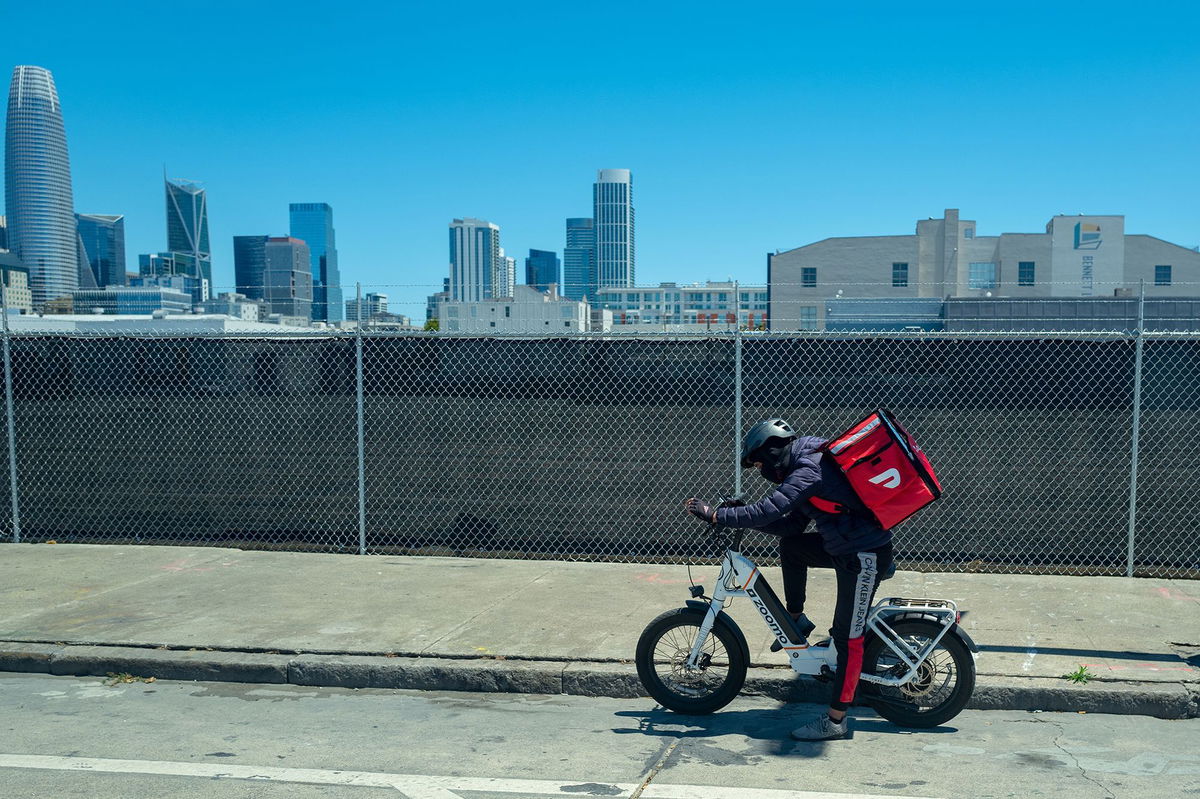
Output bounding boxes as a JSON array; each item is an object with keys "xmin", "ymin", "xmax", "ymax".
[{"xmin": 1048, "ymin": 215, "xmax": 1124, "ymax": 297}]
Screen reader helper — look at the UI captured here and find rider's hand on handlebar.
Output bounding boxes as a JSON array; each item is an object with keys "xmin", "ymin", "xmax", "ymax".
[{"xmin": 684, "ymin": 498, "xmax": 716, "ymax": 523}]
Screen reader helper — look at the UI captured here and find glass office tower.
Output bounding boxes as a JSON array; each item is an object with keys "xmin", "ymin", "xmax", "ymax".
[
  {"xmin": 233, "ymin": 235, "xmax": 269, "ymax": 301},
  {"xmin": 525, "ymin": 248, "xmax": 561, "ymax": 293},
  {"xmin": 76, "ymin": 214, "xmax": 126, "ymax": 287},
  {"xmin": 563, "ymin": 217, "xmax": 595, "ymax": 300},
  {"xmin": 5, "ymin": 65, "xmax": 78, "ymax": 308},
  {"xmin": 289, "ymin": 202, "xmax": 342, "ymax": 322},
  {"xmin": 165, "ymin": 177, "xmax": 211, "ymax": 300}
]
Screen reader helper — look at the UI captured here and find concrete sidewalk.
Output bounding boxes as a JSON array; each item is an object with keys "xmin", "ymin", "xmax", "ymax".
[{"xmin": 1, "ymin": 543, "xmax": 1197, "ymax": 718}]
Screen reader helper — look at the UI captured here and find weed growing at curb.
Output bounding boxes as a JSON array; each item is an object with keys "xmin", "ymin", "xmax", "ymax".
[{"xmin": 1062, "ymin": 665, "xmax": 1094, "ymax": 684}]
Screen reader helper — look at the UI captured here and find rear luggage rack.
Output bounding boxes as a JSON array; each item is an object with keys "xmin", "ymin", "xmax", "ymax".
[{"xmin": 886, "ymin": 597, "xmax": 955, "ymax": 609}]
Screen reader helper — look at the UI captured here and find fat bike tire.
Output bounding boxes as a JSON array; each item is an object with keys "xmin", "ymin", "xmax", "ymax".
[
  {"xmin": 861, "ymin": 618, "xmax": 975, "ymax": 729},
  {"xmin": 635, "ymin": 606, "xmax": 747, "ymax": 715}
]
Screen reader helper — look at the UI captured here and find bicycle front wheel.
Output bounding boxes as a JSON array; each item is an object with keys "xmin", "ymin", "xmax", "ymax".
[{"xmin": 635, "ymin": 606, "xmax": 747, "ymax": 715}]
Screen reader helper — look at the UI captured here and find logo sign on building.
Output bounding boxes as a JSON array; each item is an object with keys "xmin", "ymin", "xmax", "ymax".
[
  {"xmin": 1074, "ymin": 222, "xmax": 1102, "ymax": 250},
  {"xmin": 1050, "ymin": 216, "xmax": 1125, "ymax": 298}
]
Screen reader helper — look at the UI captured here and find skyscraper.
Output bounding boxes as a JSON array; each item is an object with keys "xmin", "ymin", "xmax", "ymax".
[
  {"xmin": 497, "ymin": 248, "xmax": 516, "ymax": 299},
  {"xmin": 449, "ymin": 218, "xmax": 501, "ymax": 302},
  {"xmin": 289, "ymin": 202, "xmax": 342, "ymax": 322},
  {"xmin": 563, "ymin": 217, "xmax": 595, "ymax": 300},
  {"xmin": 233, "ymin": 235, "xmax": 269, "ymax": 301},
  {"xmin": 5, "ymin": 65, "xmax": 78, "ymax": 309},
  {"xmin": 165, "ymin": 176, "xmax": 211, "ymax": 301},
  {"xmin": 525, "ymin": 249, "xmax": 561, "ymax": 293},
  {"xmin": 265, "ymin": 237, "xmax": 313, "ymax": 320},
  {"xmin": 593, "ymin": 169, "xmax": 635, "ymax": 290},
  {"xmin": 76, "ymin": 214, "xmax": 126, "ymax": 287}
]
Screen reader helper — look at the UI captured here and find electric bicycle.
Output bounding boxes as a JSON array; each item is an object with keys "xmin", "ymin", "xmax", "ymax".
[{"xmin": 635, "ymin": 512, "xmax": 978, "ymax": 728}]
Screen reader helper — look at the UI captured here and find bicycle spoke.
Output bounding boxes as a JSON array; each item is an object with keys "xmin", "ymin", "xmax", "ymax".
[{"xmin": 649, "ymin": 620, "xmax": 732, "ymax": 699}]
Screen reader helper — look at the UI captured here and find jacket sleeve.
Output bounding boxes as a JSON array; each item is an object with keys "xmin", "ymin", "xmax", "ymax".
[
  {"xmin": 760, "ymin": 514, "xmax": 812, "ymax": 537},
  {"xmin": 714, "ymin": 456, "xmax": 824, "ymax": 530}
]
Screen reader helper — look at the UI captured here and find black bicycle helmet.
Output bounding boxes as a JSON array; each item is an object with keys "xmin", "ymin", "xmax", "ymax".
[{"xmin": 739, "ymin": 418, "xmax": 797, "ymax": 468}]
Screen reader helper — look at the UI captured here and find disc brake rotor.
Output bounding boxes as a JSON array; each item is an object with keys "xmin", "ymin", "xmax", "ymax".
[
  {"xmin": 900, "ymin": 658, "xmax": 941, "ymax": 700},
  {"xmin": 666, "ymin": 641, "xmax": 717, "ymax": 688}
]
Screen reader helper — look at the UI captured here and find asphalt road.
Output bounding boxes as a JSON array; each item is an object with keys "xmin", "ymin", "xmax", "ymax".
[{"xmin": 1, "ymin": 673, "xmax": 1198, "ymax": 799}]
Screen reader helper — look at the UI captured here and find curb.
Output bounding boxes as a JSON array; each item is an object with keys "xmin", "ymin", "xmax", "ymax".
[{"xmin": 1, "ymin": 642, "xmax": 1195, "ymax": 720}]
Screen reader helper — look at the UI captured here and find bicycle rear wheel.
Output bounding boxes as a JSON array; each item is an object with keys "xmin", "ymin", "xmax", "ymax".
[
  {"xmin": 861, "ymin": 618, "xmax": 975, "ymax": 728},
  {"xmin": 635, "ymin": 606, "xmax": 747, "ymax": 715}
]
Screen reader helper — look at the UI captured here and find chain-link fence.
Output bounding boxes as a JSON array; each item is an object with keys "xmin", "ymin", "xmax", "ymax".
[{"xmin": 0, "ymin": 327, "xmax": 1196, "ymax": 578}]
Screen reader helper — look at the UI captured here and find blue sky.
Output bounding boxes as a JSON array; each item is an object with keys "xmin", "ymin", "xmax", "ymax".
[{"xmin": 6, "ymin": 1, "xmax": 1198, "ymax": 315}]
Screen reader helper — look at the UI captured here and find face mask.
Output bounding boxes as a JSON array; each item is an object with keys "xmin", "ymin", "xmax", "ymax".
[{"xmin": 757, "ymin": 445, "xmax": 789, "ymax": 483}]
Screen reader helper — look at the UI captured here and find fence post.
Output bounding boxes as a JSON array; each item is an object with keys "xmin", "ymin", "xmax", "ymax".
[
  {"xmin": 1125, "ymin": 280, "xmax": 1146, "ymax": 577},
  {"xmin": 355, "ymin": 283, "xmax": 367, "ymax": 556},
  {"xmin": 733, "ymin": 281, "xmax": 743, "ymax": 498},
  {"xmin": 0, "ymin": 277, "xmax": 19, "ymax": 544}
]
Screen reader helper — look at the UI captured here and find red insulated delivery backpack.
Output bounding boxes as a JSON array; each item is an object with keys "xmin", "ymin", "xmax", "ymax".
[{"xmin": 811, "ymin": 408, "xmax": 942, "ymax": 530}]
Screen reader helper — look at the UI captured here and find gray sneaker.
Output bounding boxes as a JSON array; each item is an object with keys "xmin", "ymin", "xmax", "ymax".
[{"xmin": 790, "ymin": 713, "xmax": 849, "ymax": 741}]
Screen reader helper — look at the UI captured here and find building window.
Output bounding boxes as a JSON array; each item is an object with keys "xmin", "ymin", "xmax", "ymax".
[
  {"xmin": 504, "ymin": 306, "xmax": 511, "ymax": 317},
  {"xmin": 799, "ymin": 307, "xmax": 817, "ymax": 330},
  {"xmin": 489, "ymin": 321, "xmax": 496, "ymax": 328},
  {"xmin": 964, "ymin": 228, "xmax": 974, "ymax": 239},
  {"xmin": 892, "ymin": 262, "xmax": 908, "ymax": 288},
  {"xmin": 969, "ymin": 262, "xmax": 997, "ymax": 290},
  {"xmin": 801, "ymin": 267, "xmax": 817, "ymax": 288},
  {"xmin": 1155, "ymin": 265, "xmax": 1172, "ymax": 286},
  {"xmin": 1018, "ymin": 261, "xmax": 1036, "ymax": 287}
]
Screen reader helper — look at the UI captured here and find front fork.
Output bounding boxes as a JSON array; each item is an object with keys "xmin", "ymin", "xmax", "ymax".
[{"xmin": 684, "ymin": 559, "xmax": 737, "ymax": 670}]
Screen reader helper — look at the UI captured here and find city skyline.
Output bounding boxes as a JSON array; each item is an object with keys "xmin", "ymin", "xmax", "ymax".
[{"xmin": 2, "ymin": 4, "xmax": 1198, "ymax": 318}]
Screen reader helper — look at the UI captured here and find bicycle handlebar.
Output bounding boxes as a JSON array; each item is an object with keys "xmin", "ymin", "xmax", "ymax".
[{"xmin": 705, "ymin": 496, "xmax": 747, "ymax": 551}]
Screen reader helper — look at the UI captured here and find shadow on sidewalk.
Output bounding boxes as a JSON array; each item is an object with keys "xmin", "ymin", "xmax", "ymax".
[
  {"xmin": 978, "ymin": 645, "xmax": 1188, "ymax": 663},
  {"xmin": 611, "ymin": 707, "xmax": 958, "ymax": 758}
]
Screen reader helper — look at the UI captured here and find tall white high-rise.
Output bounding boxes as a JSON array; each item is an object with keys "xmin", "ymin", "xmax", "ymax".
[
  {"xmin": 593, "ymin": 169, "xmax": 635, "ymax": 290},
  {"xmin": 496, "ymin": 247, "xmax": 516, "ymax": 299},
  {"xmin": 449, "ymin": 218, "xmax": 501, "ymax": 302},
  {"xmin": 5, "ymin": 66, "xmax": 78, "ymax": 308}
]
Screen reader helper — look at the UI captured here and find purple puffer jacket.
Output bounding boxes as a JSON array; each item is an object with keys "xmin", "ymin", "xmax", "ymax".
[{"xmin": 714, "ymin": 436, "xmax": 892, "ymax": 555}]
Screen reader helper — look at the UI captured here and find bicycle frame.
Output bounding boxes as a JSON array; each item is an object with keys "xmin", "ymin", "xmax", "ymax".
[{"xmin": 686, "ymin": 546, "xmax": 960, "ymax": 688}]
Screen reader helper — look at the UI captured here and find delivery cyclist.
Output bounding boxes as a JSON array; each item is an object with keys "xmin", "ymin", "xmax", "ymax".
[{"xmin": 683, "ymin": 418, "xmax": 894, "ymax": 742}]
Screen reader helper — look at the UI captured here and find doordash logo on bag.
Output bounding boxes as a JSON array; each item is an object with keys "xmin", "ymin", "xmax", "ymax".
[{"xmin": 869, "ymin": 468, "xmax": 901, "ymax": 489}]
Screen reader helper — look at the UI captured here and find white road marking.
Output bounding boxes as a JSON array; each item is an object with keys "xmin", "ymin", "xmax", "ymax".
[{"xmin": 0, "ymin": 753, "xmax": 940, "ymax": 798}]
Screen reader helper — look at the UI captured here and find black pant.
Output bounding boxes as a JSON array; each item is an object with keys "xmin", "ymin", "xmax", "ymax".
[{"xmin": 780, "ymin": 534, "xmax": 894, "ymax": 711}]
